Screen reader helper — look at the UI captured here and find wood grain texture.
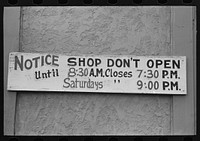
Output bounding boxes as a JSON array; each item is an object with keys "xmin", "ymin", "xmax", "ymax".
[{"xmin": 15, "ymin": 6, "xmax": 172, "ymax": 135}]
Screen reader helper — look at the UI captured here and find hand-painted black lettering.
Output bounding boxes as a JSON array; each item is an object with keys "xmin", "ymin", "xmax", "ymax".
[
  {"xmin": 172, "ymin": 60, "xmax": 180, "ymax": 69},
  {"xmin": 95, "ymin": 59, "xmax": 101, "ymax": 67},
  {"xmin": 128, "ymin": 71, "xmax": 132, "ymax": 78},
  {"xmin": 24, "ymin": 59, "xmax": 32, "ymax": 70},
  {"xmin": 147, "ymin": 70, "xmax": 153, "ymax": 78},
  {"xmin": 67, "ymin": 57, "xmax": 76, "ymax": 66},
  {"xmin": 87, "ymin": 58, "xmax": 94, "ymax": 67},
  {"xmin": 107, "ymin": 59, "xmax": 114, "ymax": 67},
  {"xmin": 170, "ymin": 70, "xmax": 178, "ymax": 79},
  {"xmin": 68, "ymin": 68, "xmax": 76, "ymax": 77},
  {"xmin": 147, "ymin": 59, "xmax": 154, "ymax": 68},
  {"xmin": 79, "ymin": 58, "xmax": 85, "ymax": 66},
  {"xmin": 14, "ymin": 55, "xmax": 23, "ymax": 71},
  {"xmin": 45, "ymin": 54, "xmax": 51, "ymax": 65},
  {"xmin": 162, "ymin": 70, "xmax": 168, "ymax": 78},
  {"xmin": 32, "ymin": 56, "xmax": 40, "ymax": 68},
  {"xmin": 132, "ymin": 59, "xmax": 140, "ymax": 68},
  {"xmin": 137, "ymin": 69, "xmax": 143, "ymax": 78},
  {"xmin": 63, "ymin": 77, "xmax": 70, "ymax": 88},
  {"xmin": 163, "ymin": 81, "xmax": 169, "ymax": 90},
  {"xmin": 137, "ymin": 80, "xmax": 143, "ymax": 89},
  {"xmin": 52, "ymin": 55, "xmax": 59, "ymax": 66},
  {"xmin": 164, "ymin": 60, "xmax": 171, "ymax": 68},
  {"xmin": 155, "ymin": 60, "xmax": 162, "ymax": 68}
]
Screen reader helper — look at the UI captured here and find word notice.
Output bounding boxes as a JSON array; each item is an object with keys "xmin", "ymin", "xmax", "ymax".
[{"xmin": 7, "ymin": 52, "xmax": 187, "ymax": 95}]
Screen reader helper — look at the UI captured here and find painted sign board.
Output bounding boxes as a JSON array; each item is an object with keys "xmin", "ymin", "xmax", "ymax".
[{"xmin": 7, "ymin": 52, "xmax": 187, "ymax": 95}]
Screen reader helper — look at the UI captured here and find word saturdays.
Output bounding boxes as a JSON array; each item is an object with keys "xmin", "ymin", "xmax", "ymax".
[{"xmin": 8, "ymin": 52, "xmax": 187, "ymax": 95}]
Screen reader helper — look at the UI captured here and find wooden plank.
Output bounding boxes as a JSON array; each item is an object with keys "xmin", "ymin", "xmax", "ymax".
[
  {"xmin": 8, "ymin": 52, "xmax": 187, "ymax": 95},
  {"xmin": 172, "ymin": 6, "xmax": 196, "ymax": 135},
  {"xmin": 4, "ymin": 7, "xmax": 20, "ymax": 135}
]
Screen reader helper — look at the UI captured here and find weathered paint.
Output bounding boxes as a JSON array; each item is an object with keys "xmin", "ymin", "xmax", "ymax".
[
  {"xmin": 8, "ymin": 52, "xmax": 187, "ymax": 94},
  {"xmin": 15, "ymin": 6, "xmax": 172, "ymax": 135}
]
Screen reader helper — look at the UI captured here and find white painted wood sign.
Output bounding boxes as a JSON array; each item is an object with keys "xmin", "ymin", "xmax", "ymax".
[{"xmin": 7, "ymin": 52, "xmax": 187, "ymax": 95}]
